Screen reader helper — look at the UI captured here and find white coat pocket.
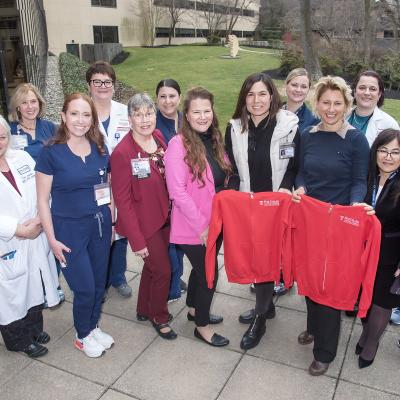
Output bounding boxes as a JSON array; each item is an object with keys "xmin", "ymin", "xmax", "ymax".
[{"xmin": 0, "ymin": 252, "xmax": 26, "ymax": 281}]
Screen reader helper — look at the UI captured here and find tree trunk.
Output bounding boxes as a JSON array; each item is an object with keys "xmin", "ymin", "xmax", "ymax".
[
  {"xmin": 363, "ymin": 0, "xmax": 372, "ymax": 65},
  {"xmin": 299, "ymin": 0, "xmax": 322, "ymax": 80}
]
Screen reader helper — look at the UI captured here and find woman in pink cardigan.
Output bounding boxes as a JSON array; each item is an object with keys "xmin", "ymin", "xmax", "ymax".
[{"xmin": 165, "ymin": 87, "xmax": 232, "ymax": 347}]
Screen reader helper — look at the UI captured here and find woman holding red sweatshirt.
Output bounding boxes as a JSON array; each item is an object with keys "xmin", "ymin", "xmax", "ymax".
[{"xmin": 165, "ymin": 87, "xmax": 232, "ymax": 347}]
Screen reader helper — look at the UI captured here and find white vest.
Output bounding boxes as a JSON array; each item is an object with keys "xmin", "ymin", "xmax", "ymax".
[{"xmin": 230, "ymin": 109, "xmax": 299, "ymax": 192}]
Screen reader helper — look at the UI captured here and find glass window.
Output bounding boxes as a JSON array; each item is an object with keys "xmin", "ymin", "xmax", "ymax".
[
  {"xmin": 93, "ymin": 26, "xmax": 119, "ymax": 43},
  {"xmin": 91, "ymin": 0, "xmax": 117, "ymax": 8}
]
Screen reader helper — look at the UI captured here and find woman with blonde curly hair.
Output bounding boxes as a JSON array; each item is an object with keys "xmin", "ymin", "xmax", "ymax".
[
  {"xmin": 165, "ymin": 87, "xmax": 231, "ymax": 347},
  {"xmin": 293, "ymin": 76, "xmax": 371, "ymax": 376}
]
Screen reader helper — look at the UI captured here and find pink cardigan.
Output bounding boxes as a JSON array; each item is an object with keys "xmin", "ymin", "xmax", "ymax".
[{"xmin": 165, "ymin": 134, "xmax": 216, "ymax": 245}]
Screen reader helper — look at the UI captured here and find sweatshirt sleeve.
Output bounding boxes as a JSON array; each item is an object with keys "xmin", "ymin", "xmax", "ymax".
[
  {"xmin": 205, "ymin": 193, "xmax": 223, "ymax": 289},
  {"xmin": 358, "ymin": 216, "xmax": 382, "ymax": 318}
]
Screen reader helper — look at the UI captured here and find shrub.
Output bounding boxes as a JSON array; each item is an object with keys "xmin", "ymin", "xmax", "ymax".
[
  {"xmin": 58, "ymin": 52, "xmax": 136, "ymax": 104},
  {"xmin": 374, "ymin": 51, "xmax": 400, "ymax": 90},
  {"xmin": 319, "ymin": 55, "xmax": 342, "ymax": 76},
  {"xmin": 279, "ymin": 45, "xmax": 304, "ymax": 75}
]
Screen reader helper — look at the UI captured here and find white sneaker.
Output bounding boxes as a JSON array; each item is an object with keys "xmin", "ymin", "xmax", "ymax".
[
  {"xmin": 75, "ymin": 333, "xmax": 105, "ymax": 358},
  {"xmin": 91, "ymin": 327, "xmax": 114, "ymax": 349}
]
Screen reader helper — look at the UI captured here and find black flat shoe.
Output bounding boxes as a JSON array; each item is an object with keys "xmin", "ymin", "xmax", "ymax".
[
  {"xmin": 137, "ymin": 313, "xmax": 173, "ymax": 322},
  {"xmin": 240, "ymin": 314, "xmax": 267, "ymax": 350},
  {"xmin": 22, "ymin": 343, "xmax": 48, "ymax": 358},
  {"xmin": 151, "ymin": 321, "xmax": 177, "ymax": 340},
  {"xmin": 238, "ymin": 303, "xmax": 276, "ymax": 324},
  {"xmin": 194, "ymin": 328, "xmax": 229, "ymax": 347},
  {"xmin": 355, "ymin": 342, "xmax": 363, "ymax": 355},
  {"xmin": 187, "ymin": 313, "xmax": 223, "ymax": 324},
  {"xmin": 34, "ymin": 331, "xmax": 50, "ymax": 344}
]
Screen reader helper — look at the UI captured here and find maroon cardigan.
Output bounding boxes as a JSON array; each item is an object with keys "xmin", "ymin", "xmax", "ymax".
[{"xmin": 110, "ymin": 129, "xmax": 169, "ymax": 251}]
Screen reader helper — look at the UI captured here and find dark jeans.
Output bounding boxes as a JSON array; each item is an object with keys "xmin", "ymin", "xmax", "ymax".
[
  {"xmin": 0, "ymin": 305, "xmax": 43, "ymax": 351},
  {"xmin": 168, "ymin": 244, "xmax": 184, "ymax": 300},
  {"xmin": 180, "ymin": 235, "xmax": 222, "ymax": 327},
  {"xmin": 107, "ymin": 237, "xmax": 128, "ymax": 288},
  {"xmin": 306, "ymin": 297, "xmax": 341, "ymax": 363}
]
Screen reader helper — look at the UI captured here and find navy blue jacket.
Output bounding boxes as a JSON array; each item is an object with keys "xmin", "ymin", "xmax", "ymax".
[
  {"xmin": 155, "ymin": 110, "xmax": 182, "ymax": 144},
  {"xmin": 296, "ymin": 104, "xmax": 320, "ymax": 134}
]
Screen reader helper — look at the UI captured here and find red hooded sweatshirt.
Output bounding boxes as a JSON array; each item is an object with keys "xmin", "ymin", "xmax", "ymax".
[
  {"xmin": 205, "ymin": 190, "xmax": 292, "ymax": 289},
  {"xmin": 292, "ymin": 195, "xmax": 381, "ymax": 318}
]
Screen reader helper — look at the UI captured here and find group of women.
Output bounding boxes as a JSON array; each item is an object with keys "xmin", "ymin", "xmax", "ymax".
[{"xmin": 0, "ymin": 63, "xmax": 399, "ymax": 377}]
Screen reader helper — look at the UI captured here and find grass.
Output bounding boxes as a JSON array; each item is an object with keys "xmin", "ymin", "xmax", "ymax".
[
  {"xmin": 114, "ymin": 45, "xmax": 400, "ymax": 127},
  {"xmin": 114, "ymin": 45, "xmax": 281, "ymax": 128}
]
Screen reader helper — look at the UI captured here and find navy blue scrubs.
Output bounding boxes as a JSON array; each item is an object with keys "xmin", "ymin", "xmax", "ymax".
[{"xmin": 36, "ymin": 142, "xmax": 111, "ymax": 339}]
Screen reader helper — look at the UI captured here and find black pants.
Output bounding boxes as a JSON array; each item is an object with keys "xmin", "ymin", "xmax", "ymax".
[
  {"xmin": 306, "ymin": 297, "xmax": 341, "ymax": 363},
  {"xmin": 0, "ymin": 305, "xmax": 44, "ymax": 351},
  {"xmin": 180, "ymin": 235, "xmax": 222, "ymax": 327}
]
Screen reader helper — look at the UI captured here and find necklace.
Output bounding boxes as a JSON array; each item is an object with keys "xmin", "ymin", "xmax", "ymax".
[
  {"xmin": 19, "ymin": 121, "xmax": 36, "ymax": 131},
  {"xmin": 349, "ymin": 110, "xmax": 372, "ymax": 132}
]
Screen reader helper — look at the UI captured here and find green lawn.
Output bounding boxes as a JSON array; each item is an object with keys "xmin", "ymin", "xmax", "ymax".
[
  {"xmin": 114, "ymin": 45, "xmax": 400, "ymax": 128},
  {"xmin": 114, "ymin": 45, "xmax": 281, "ymax": 129}
]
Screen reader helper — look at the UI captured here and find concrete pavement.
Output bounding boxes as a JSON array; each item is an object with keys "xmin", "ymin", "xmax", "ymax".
[{"xmin": 1, "ymin": 250, "xmax": 399, "ymax": 400}]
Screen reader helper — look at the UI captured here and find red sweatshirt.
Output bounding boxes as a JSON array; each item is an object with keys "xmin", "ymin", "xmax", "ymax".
[
  {"xmin": 292, "ymin": 195, "xmax": 381, "ymax": 318},
  {"xmin": 205, "ymin": 190, "xmax": 292, "ymax": 289}
]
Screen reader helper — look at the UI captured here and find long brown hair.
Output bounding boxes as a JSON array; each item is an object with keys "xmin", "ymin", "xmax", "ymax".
[
  {"xmin": 181, "ymin": 87, "xmax": 231, "ymax": 185},
  {"xmin": 232, "ymin": 73, "xmax": 282, "ymax": 133},
  {"xmin": 54, "ymin": 93, "xmax": 106, "ymax": 154}
]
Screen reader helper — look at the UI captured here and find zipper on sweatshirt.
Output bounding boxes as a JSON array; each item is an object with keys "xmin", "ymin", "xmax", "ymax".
[{"xmin": 322, "ymin": 204, "xmax": 334, "ymax": 292}]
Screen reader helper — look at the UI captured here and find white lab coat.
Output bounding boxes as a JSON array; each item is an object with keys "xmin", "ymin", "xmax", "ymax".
[
  {"xmin": 98, "ymin": 100, "xmax": 130, "ymax": 240},
  {"xmin": 0, "ymin": 149, "xmax": 59, "ymax": 326},
  {"xmin": 98, "ymin": 100, "xmax": 130, "ymax": 153},
  {"xmin": 363, "ymin": 107, "xmax": 399, "ymax": 147}
]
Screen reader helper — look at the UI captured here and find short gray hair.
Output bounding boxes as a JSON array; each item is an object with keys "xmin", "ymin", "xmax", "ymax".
[
  {"xmin": 0, "ymin": 115, "xmax": 12, "ymax": 152},
  {"xmin": 127, "ymin": 93, "xmax": 156, "ymax": 116}
]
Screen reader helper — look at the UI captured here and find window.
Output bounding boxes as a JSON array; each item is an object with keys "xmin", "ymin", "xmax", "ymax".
[
  {"xmin": 156, "ymin": 27, "xmax": 170, "ymax": 38},
  {"xmin": 93, "ymin": 26, "xmax": 119, "ymax": 43},
  {"xmin": 383, "ymin": 30, "xmax": 394, "ymax": 38},
  {"xmin": 91, "ymin": 0, "xmax": 117, "ymax": 8},
  {"xmin": 242, "ymin": 9, "xmax": 255, "ymax": 17},
  {"xmin": 175, "ymin": 28, "xmax": 195, "ymax": 37}
]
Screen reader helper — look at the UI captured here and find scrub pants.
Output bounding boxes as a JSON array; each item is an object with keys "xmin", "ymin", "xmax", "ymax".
[
  {"xmin": 168, "ymin": 244, "xmax": 184, "ymax": 300},
  {"xmin": 306, "ymin": 297, "xmax": 341, "ymax": 363},
  {"xmin": 0, "ymin": 305, "xmax": 43, "ymax": 351},
  {"xmin": 107, "ymin": 237, "xmax": 128, "ymax": 288},
  {"xmin": 53, "ymin": 207, "xmax": 111, "ymax": 339},
  {"xmin": 136, "ymin": 225, "xmax": 171, "ymax": 324}
]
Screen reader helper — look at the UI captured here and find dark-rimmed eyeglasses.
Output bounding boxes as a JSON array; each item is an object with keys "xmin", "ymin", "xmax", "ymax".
[
  {"xmin": 90, "ymin": 79, "xmax": 114, "ymax": 88},
  {"xmin": 377, "ymin": 149, "xmax": 400, "ymax": 159}
]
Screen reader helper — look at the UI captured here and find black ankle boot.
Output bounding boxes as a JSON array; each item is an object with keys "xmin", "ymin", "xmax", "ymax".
[{"xmin": 240, "ymin": 313, "xmax": 267, "ymax": 350}]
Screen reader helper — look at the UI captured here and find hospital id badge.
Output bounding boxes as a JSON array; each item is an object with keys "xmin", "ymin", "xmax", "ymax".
[
  {"xmin": 131, "ymin": 158, "xmax": 151, "ymax": 179},
  {"xmin": 11, "ymin": 135, "xmax": 28, "ymax": 150},
  {"xmin": 94, "ymin": 182, "xmax": 111, "ymax": 206},
  {"xmin": 279, "ymin": 143, "xmax": 295, "ymax": 159}
]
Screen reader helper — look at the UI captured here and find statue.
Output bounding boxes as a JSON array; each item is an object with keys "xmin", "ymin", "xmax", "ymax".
[{"xmin": 228, "ymin": 35, "xmax": 239, "ymax": 58}]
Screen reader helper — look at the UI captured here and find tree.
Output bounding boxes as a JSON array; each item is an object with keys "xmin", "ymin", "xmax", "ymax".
[
  {"xmin": 299, "ymin": 0, "xmax": 322, "ymax": 80},
  {"xmin": 158, "ymin": 0, "xmax": 187, "ymax": 45},
  {"xmin": 224, "ymin": 0, "xmax": 255, "ymax": 38},
  {"xmin": 133, "ymin": 0, "xmax": 164, "ymax": 46},
  {"xmin": 363, "ymin": 0, "xmax": 374, "ymax": 64},
  {"xmin": 198, "ymin": 0, "xmax": 226, "ymax": 43}
]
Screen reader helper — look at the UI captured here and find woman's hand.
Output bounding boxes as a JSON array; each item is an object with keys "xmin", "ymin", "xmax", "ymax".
[
  {"xmin": 352, "ymin": 202, "xmax": 375, "ymax": 216},
  {"xmin": 135, "ymin": 247, "xmax": 149, "ymax": 259},
  {"xmin": 200, "ymin": 227, "xmax": 209, "ymax": 246},
  {"xmin": 111, "ymin": 226, "xmax": 116, "ymax": 244},
  {"xmin": 49, "ymin": 239, "xmax": 71, "ymax": 264},
  {"xmin": 395, "ymin": 268, "xmax": 400, "ymax": 278},
  {"xmin": 292, "ymin": 187, "xmax": 305, "ymax": 203},
  {"xmin": 278, "ymin": 188, "xmax": 292, "ymax": 195},
  {"xmin": 15, "ymin": 219, "xmax": 42, "ymax": 240}
]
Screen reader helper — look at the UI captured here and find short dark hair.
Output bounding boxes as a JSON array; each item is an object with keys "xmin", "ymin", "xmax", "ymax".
[
  {"xmin": 86, "ymin": 60, "xmax": 116, "ymax": 83},
  {"xmin": 156, "ymin": 79, "xmax": 181, "ymax": 96},
  {"xmin": 351, "ymin": 70, "xmax": 385, "ymax": 107},
  {"xmin": 232, "ymin": 72, "xmax": 282, "ymax": 132}
]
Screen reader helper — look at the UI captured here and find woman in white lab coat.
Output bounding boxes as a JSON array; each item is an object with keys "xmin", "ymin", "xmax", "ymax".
[{"xmin": 0, "ymin": 115, "xmax": 59, "ymax": 358}]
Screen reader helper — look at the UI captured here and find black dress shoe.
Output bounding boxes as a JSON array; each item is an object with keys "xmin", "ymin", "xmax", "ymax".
[
  {"xmin": 22, "ymin": 343, "xmax": 48, "ymax": 358},
  {"xmin": 151, "ymin": 321, "xmax": 177, "ymax": 340},
  {"xmin": 34, "ymin": 331, "xmax": 50, "ymax": 344},
  {"xmin": 308, "ymin": 359, "xmax": 329, "ymax": 376},
  {"xmin": 194, "ymin": 328, "xmax": 229, "ymax": 347},
  {"xmin": 137, "ymin": 313, "xmax": 173, "ymax": 322},
  {"xmin": 240, "ymin": 313, "xmax": 267, "ymax": 350},
  {"xmin": 238, "ymin": 303, "xmax": 276, "ymax": 324},
  {"xmin": 358, "ymin": 355, "xmax": 375, "ymax": 369},
  {"xmin": 297, "ymin": 330, "xmax": 314, "ymax": 345},
  {"xmin": 355, "ymin": 342, "xmax": 363, "ymax": 355},
  {"xmin": 187, "ymin": 313, "xmax": 223, "ymax": 324}
]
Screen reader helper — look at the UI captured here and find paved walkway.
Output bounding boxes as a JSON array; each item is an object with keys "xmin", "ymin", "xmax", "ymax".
[{"xmin": 1, "ymin": 250, "xmax": 399, "ymax": 400}]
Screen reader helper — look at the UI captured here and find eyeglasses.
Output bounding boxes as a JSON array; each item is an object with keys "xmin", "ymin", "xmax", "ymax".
[
  {"xmin": 377, "ymin": 149, "xmax": 400, "ymax": 159},
  {"xmin": 90, "ymin": 79, "xmax": 114, "ymax": 88},
  {"xmin": 132, "ymin": 111, "xmax": 155, "ymax": 120}
]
